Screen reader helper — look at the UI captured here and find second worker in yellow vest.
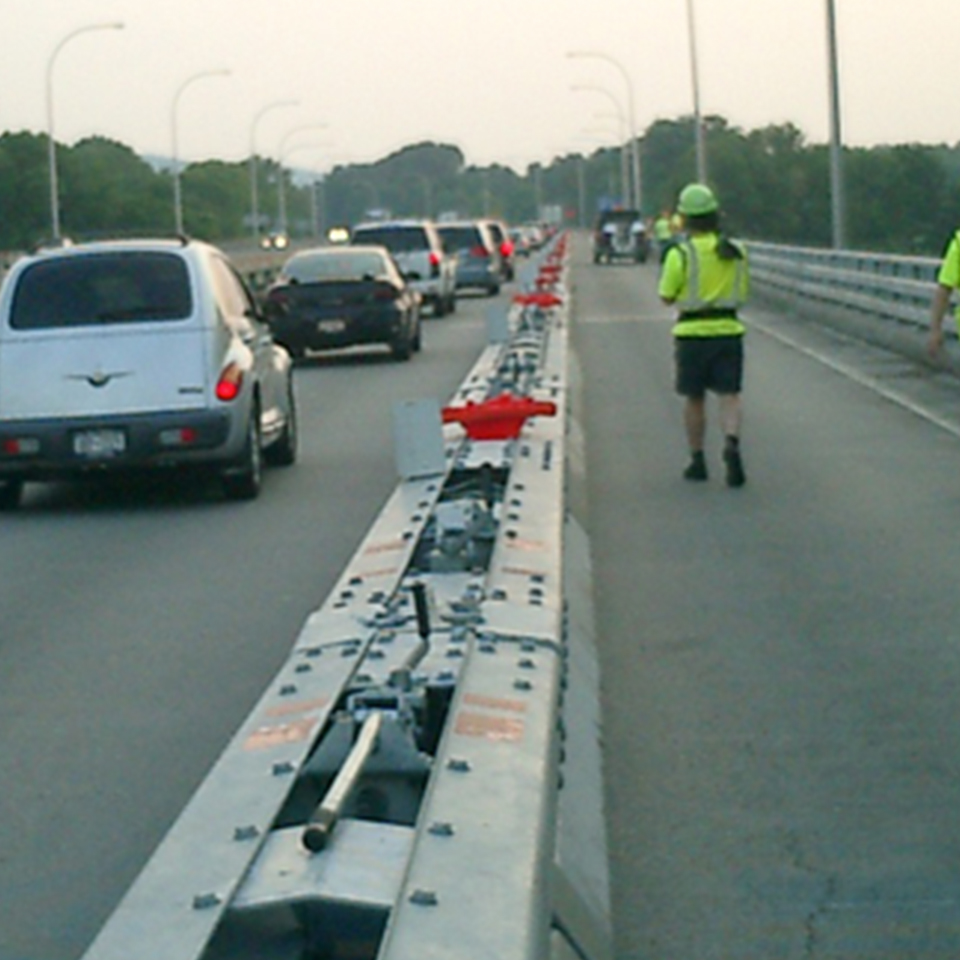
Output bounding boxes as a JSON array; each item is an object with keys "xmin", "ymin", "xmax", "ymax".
[{"xmin": 658, "ymin": 182, "xmax": 750, "ymax": 487}]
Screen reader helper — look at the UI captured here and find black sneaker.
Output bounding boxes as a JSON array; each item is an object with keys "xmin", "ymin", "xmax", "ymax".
[
  {"xmin": 683, "ymin": 453, "xmax": 708, "ymax": 482},
  {"xmin": 724, "ymin": 447, "xmax": 746, "ymax": 487}
]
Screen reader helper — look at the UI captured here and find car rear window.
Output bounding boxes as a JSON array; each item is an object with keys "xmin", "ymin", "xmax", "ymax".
[
  {"xmin": 351, "ymin": 226, "xmax": 428, "ymax": 253},
  {"xmin": 438, "ymin": 226, "xmax": 482, "ymax": 251},
  {"xmin": 9, "ymin": 252, "xmax": 192, "ymax": 330},
  {"xmin": 283, "ymin": 250, "xmax": 389, "ymax": 283}
]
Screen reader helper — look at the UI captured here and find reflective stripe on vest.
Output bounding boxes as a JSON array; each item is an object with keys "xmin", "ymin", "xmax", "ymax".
[{"xmin": 674, "ymin": 239, "xmax": 748, "ymax": 316}]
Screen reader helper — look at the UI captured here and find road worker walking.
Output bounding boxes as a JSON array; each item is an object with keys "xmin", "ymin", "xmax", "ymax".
[
  {"xmin": 658, "ymin": 183, "xmax": 750, "ymax": 487},
  {"xmin": 653, "ymin": 209, "xmax": 674, "ymax": 262},
  {"xmin": 928, "ymin": 229, "xmax": 960, "ymax": 359}
]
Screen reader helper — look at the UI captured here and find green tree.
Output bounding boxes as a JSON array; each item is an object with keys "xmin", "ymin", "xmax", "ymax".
[
  {"xmin": 59, "ymin": 136, "xmax": 169, "ymax": 238},
  {"xmin": 0, "ymin": 132, "xmax": 52, "ymax": 249}
]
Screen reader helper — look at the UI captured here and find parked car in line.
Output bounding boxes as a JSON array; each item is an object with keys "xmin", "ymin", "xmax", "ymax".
[
  {"xmin": 262, "ymin": 245, "xmax": 421, "ymax": 362},
  {"xmin": 349, "ymin": 219, "xmax": 456, "ymax": 317},
  {"xmin": 481, "ymin": 218, "xmax": 516, "ymax": 281},
  {"xmin": 436, "ymin": 220, "xmax": 503, "ymax": 296},
  {"xmin": 0, "ymin": 237, "xmax": 297, "ymax": 508},
  {"xmin": 592, "ymin": 208, "xmax": 650, "ymax": 264}
]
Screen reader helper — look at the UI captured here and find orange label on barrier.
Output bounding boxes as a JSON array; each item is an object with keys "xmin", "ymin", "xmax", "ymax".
[
  {"xmin": 462, "ymin": 693, "xmax": 527, "ymax": 713},
  {"xmin": 364, "ymin": 539, "xmax": 406, "ymax": 554},
  {"xmin": 454, "ymin": 711, "xmax": 525, "ymax": 742},
  {"xmin": 503, "ymin": 538, "xmax": 546, "ymax": 552},
  {"xmin": 244, "ymin": 717, "xmax": 319, "ymax": 751},
  {"xmin": 265, "ymin": 696, "xmax": 330, "ymax": 718},
  {"xmin": 357, "ymin": 566, "xmax": 401, "ymax": 579}
]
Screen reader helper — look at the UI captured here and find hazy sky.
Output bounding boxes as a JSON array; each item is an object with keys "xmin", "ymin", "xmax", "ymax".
[{"xmin": 5, "ymin": 1, "xmax": 957, "ymax": 173}]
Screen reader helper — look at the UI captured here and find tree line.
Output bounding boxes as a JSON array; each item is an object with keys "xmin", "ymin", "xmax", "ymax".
[{"xmin": 1, "ymin": 116, "xmax": 958, "ymax": 256}]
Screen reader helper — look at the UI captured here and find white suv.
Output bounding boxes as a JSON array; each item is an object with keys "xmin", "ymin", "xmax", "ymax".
[
  {"xmin": 0, "ymin": 238, "xmax": 297, "ymax": 507},
  {"xmin": 350, "ymin": 219, "xmax": 457, "ymax": 316}
]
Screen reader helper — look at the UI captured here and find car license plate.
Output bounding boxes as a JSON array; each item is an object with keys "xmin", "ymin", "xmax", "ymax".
[
  {"xmin": 317, "ymin": 319, "xmax": 346, "ymax": 334},
  {"xmin": 73, "ymin": 428, "xmax": 126, "ymax": 458}
]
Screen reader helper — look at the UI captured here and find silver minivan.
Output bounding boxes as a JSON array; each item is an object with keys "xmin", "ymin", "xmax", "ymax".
[
  {"xmin": 0, "ymin": 238, "xmax": 297, "ymax": 507},
  {"xmin": 349, "ymin": 219, "xmax": 457, "ymax": 317}
]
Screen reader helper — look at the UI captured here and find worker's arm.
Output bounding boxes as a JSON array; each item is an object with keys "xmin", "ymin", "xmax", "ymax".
[{"xmin": 658, "ymin": 247, "xmax": 683, "ymax": 307}]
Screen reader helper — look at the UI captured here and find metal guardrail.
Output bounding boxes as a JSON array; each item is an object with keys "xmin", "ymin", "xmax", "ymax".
[{"xmin": 746, "ymin": 241, "xmax": 947, "ymax": 331}]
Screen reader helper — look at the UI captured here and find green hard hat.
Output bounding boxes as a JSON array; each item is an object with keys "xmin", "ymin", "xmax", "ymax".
[{"xmin": 677, "ymin": 183, "xmax": 719, "ymax": 216}]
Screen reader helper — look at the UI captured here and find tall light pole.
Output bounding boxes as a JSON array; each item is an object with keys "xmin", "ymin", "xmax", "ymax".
[
  {"xmin": 277, "ymin": 140, "xmax": 334, "ymax": 238},
  {"xmin": 249, "ymin": 99, "xmax": 298, "ymax": 242},
  {"xmin": 567, "ymin": 50, "xmax": 642, "ymax": 211},
  {"xmin": 826, "ymin": 0, "xmax": 846, "ymax": 249},
  {"xmin": 275, "ymin": 124, "xmax": 329, "ymax": 236},
  {"xmin": 171, "ymin": 68, "xmax": 230, "ymax": 235},
  {"xmin": 685, "ymin": 0, "xmax": 707, "ymax": 184},
  {"xmin": 46, "ymin": 21, "xmax": 124, "ymax": 240},
  {"xmin": 571, "ymin": 84, "xmax": 630, "ymax": 206}
]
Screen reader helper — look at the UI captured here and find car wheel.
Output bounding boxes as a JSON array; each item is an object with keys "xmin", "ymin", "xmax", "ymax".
[
  {"xmin": 447, "ymin": 292, "xmax": 457, "ymax": 314},
  {"xmin": 0, "ymin": 479, "xmax": 23, "ymax": 510},
  {"xmin": 412, "ymin": 318, "xmax": 422, "ymax": 353},
  {"xmin": 222, "ymin": 409, "xmax": 263, "ymax": 501},
  {"xmin": 391, "ymin": 329, "xmax": 413, "ymax": 362},
  {"xmin": 433, "ymin": 295, "xmax": 447, "ymax": 318},
  {"xmin": 488, "ymin": 283, "xmax": 500, "ymax": 297},
  {"xmin": 264, "ymin": 382, "xmax": 297, "ymax": 467}
]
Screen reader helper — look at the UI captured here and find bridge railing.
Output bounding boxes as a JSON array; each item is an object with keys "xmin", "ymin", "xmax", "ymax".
[{"xmin": 746, "ymin": 241, "xmax": 948, "ymax": 333}]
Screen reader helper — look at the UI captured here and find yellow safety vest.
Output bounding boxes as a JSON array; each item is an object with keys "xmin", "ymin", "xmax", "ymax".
[{"xmin": 663, "ymin": 235, "xmax": 748, "ymax": 338}]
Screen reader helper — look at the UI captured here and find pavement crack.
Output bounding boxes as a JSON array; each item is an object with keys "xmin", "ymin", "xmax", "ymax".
[{"xmin": 785, "ymin": 830, "xmax": 839, "ymax": 959}]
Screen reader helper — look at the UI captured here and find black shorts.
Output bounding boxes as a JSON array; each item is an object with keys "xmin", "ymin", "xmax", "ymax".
[{"xmin": 674, "ymin": 335, "xmax": 744, "ymax": 398}]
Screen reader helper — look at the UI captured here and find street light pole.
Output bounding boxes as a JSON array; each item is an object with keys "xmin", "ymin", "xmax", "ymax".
[
  {"xmin": 685, "ymin": 0, "xmax": 708, "ymax": 184},
  {"xmin": 171, "ymin": 69, "xmax": 230, "ymax": 235},
  {"xmin": 567, "ymin": 50, "xmax": 642, "ymax": 210},
  {"xmin": 277, "ymin": 141, "xmax": 334, "ymax": 238},
  {"xmin": 249, "ymin": 99, "xmax": 298, "ymax": 243},
  {"xmin": 826, "ymin": 0, "xmax": 846, "ymax": 249},
  {"xmin": 276, "ymin": 124, "xmax": 329, "ymax": 237},
  {"xmin": 46, "ymin": 21, "xmax": 124, "ymax": 241},
  {"xmin": 571, "ymin": 84, "xmax": 630, "ymax": 206}
]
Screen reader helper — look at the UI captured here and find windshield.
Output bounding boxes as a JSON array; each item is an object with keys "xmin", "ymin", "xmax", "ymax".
[
  {"xmin": 283, "ymin": 250, "xmax": 390, "ymax": 283},
  {"xmin": 9, "ymin": 252, "xmax": 192, "ymax": 330},
  {"xmin": 351, "ymin": 226, "xmax": 429, "ymax": 252},
  {"xmin": 438, "ymin": 226, "xmax": 482, "ymax": 251}
]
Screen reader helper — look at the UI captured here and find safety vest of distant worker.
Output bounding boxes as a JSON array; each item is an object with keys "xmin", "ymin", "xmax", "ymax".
[
  {"xmin": 936, "ymin": 230, "xmax": 960, "ymax": 326},
  {"xmin": 658, "ymin": 183, "xmax": 749, "ymax": 338},
  {"xmin": 654, "ymin": 213, "xmax": 673, "ymax": 242}
]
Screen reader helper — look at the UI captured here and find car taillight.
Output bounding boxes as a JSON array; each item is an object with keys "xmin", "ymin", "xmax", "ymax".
[
  {"xmin": 215, "ymin": 362, "xmax": 244, "ymax": 402},
  {"xmin": 470, "ymin": 245, "xmax": 490, "ymax": 259},
  {"xmin": 428, "ymin": 250, "xmax": 441, "ymax": 278},
  {"xmin": 500, "ymin": 240, "xmax": 514, "ymax": 258},
  {"xmin": 159, "ymin": 427, "xmax": 199, "ymax": 447},
  {"xmin": 2, "ymin": 437, "xmax": 39, "ymax": 456}
]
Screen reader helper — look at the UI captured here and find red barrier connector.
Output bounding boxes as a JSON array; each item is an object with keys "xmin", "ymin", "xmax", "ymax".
[
  {"xmin": 512, "ymin": 291, "xmax": 564, "ymax": 308},
  {"xmin": 442, "ymin": 392, "xmax": 558, "ymax": 440}
]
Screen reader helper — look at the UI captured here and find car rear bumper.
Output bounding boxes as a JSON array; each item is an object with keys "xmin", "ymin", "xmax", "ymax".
[
  {"xmin": 453, "ymin": 263, "xmax": 500, "ymax": 290},
  {"xmin": 0, "ymin": 408, "xmax": 242, "ymax": 480},
  {"xmin": 269, "ymin": 309, "xmax": 405, "ymax": 352},
  {"xmin": 406, "ymin": 277, "xmax": 451, "ymax": 304}
]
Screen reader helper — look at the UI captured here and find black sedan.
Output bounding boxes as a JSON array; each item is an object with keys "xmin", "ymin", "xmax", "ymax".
[{"xmin": 262, "ymin": 245, "xmax": 421, "ymax": 361}]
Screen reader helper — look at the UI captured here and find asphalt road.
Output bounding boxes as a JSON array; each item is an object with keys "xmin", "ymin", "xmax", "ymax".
[
  {"xmin": 572, "ymin": 237, "xmax": 960, "ymax": 958},
  {"xmin": 6, "ymin": 235, "xmax": 960, "ymax": 960},
  {"xmin": 0, "ymin": 291, "xmax": 495, "ymax": 960}
]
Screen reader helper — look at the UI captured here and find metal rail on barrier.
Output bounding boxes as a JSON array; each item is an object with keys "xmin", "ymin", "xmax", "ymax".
[
  {"xmin": 746, "ymin": 240, "xmax": 948, "ymax": 330},
  {"xmin": 81, "ymin": 235, "xmax": 612, "ymax": 960}
]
